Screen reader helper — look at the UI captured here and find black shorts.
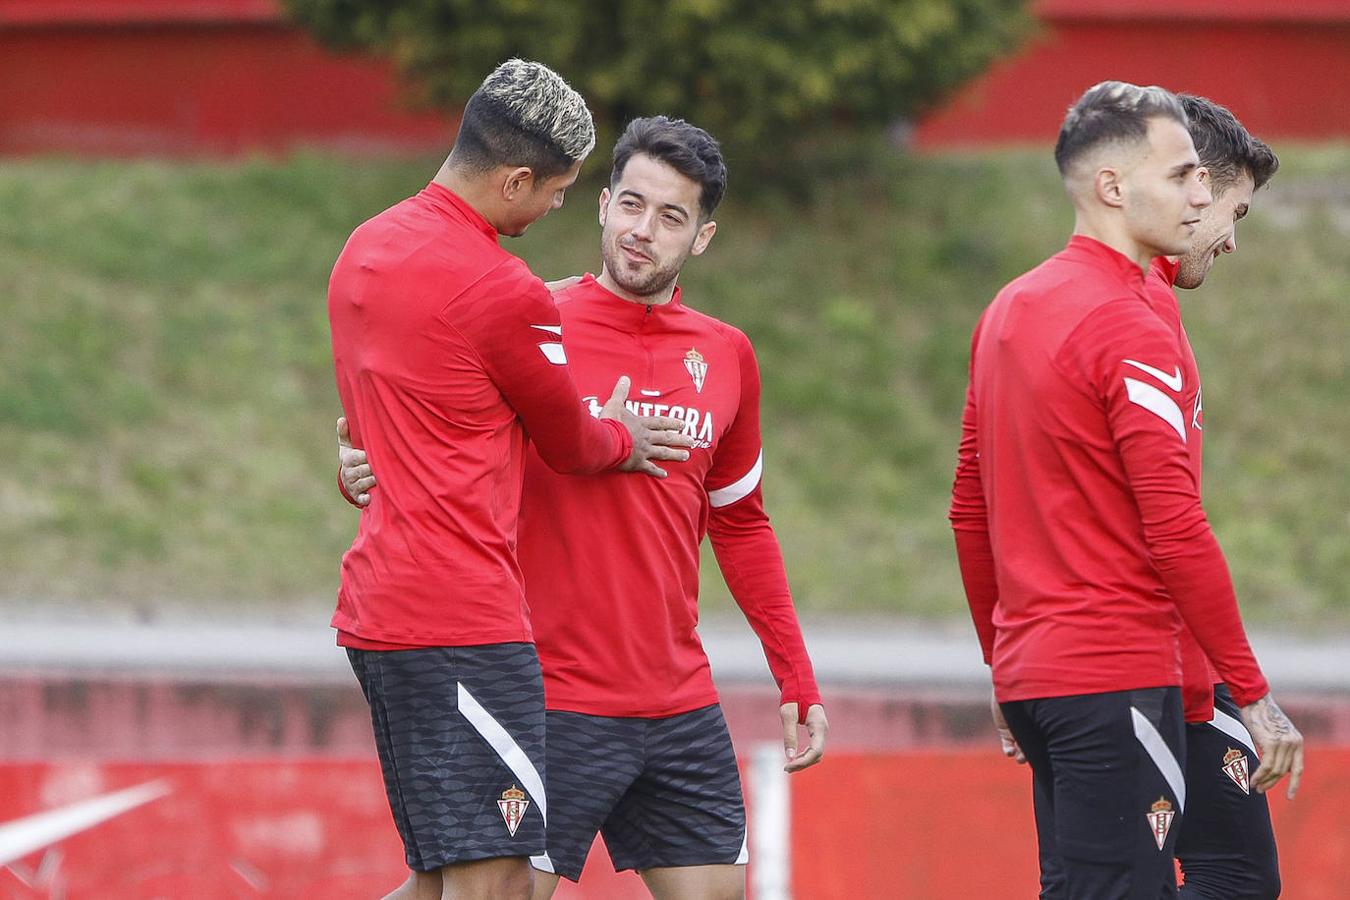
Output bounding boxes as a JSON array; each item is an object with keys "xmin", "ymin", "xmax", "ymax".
[
  {"xmin": 347, "ymin": 644, "xmax": 547, "ymax": 871},
  {"xmin": 1002, "ymin": 686, "xmax": 1187, "ymax": 900},
  {"xmin": 531, "ymin": 704, "xmax": 747, "ymax": 882},
  {"xmin": 1175, "ymin": 684, "xmax": 1281, "ymax": 899}
]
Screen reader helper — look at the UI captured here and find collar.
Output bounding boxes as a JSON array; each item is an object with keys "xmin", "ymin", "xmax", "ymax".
[
  {"xmin": 418, "ymin": 182, "xmax": 499, "ymax": 242},
  {"xmin": 1061, "ymin": 234, "xmax": 1149, "ymax": 290},
  {"xmin": 564, "ymin": 273, "xmax": 686, "ymax": 329},
  {"xmin": 1152, "ymin": 255, "xmax": 1182, "ymax": 287}
]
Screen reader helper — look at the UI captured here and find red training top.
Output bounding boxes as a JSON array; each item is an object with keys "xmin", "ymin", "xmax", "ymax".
[
  {"xmin": 949, "ymin": 235, "xmax": 1267, "ymax": 709},
  {"xmin": 1144, "ymin": 257, "xmax": 1226, "ymax": 722},
  {"xmin": 328, "ymin": 184, "xmax": 631, "ymax": 648},
  {"xmin": 519, "ymin": 276, "xmax": 821, "ymax": 719}
]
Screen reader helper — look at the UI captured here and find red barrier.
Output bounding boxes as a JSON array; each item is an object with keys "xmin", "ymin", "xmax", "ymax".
[
  {"xmin": 913, "ymin": 0, "xmax": 1350, "ymax": 147},
  {"xmin": 2, "ymin": 0, "xmax": 1348, "ymax": 155},
  {"xmin": 791, "ymin": 750, "xmax": 1350, "ymax": 899},
  {"xmin": 2, "ymin": 752, "xmax": 1346, "ymax": 898}
]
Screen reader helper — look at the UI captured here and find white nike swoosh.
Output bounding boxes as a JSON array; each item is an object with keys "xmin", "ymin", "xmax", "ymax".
[
  {"xmin": 1122, "ymin": 359, "xmax": 1183, "ymax": 392},
  {"xmin": 0, "ymin": 780, "xmax": 172, "ymax": 866},
  {"xmin": 530, "ymin": 324, "xmax": 563, "ymax": 336}
]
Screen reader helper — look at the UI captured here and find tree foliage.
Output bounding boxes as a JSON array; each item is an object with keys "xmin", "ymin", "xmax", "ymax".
[{"xmin": 283, "ymin": 0, "xmax": 1032, "ymax": 174}]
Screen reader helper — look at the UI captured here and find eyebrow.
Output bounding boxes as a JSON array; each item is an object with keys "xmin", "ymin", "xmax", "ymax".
[
  {"xmin": 1169, "ymin": 161, "xmax": 1198, "ymax": 177},
  {"xmin": 617, "ymin": 188, "xmax": 690, "ymax": 219}
]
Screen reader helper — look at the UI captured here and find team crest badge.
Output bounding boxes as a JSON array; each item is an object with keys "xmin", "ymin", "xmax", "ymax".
[
  {"xmin": 1146, "ymin": 797, "xmax": 1176, "ymax": 850},
  {"xmin": 1222, "ymin": 747, "xmax": 1251, "ymax": 795},
  {"xmin": 497, "ymin": 785, "xmax": 529, "ymax": 836},
  {"xmin": 684, "ymin": 348, "xmax": 708, "ymax": 393}
]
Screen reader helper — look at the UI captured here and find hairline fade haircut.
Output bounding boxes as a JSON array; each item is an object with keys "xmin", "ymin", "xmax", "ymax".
[
  {"xmin": 1179, "ymin": 94, "xmax": 1279, "ymax": 194},
  {"xmin": 451, "ymin": 58, "xmax": 596, "ymax": 180},
  {"xmin": 610, "ymin": 116, "xmax": 728, "ymax": 222},
  {"xmin": 1054, "ymin": 81, "xmax": 1189, "ymax": 177}
]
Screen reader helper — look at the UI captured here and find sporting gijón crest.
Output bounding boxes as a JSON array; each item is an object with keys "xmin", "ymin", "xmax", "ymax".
[
  {"xmin": 1146, "ymin": 797, "xmax": 1175, "ymax": 850},
  {"xmin": 1222, "ymin": 747, "xmax": 1251, "ymax": 795},
  {"xmin": 684, "ymin": 347, "xmax": 708, "ymax": 393},
  {"xmin": 498, "ymin": 785, "xmax": 529, "ymax": 836}
]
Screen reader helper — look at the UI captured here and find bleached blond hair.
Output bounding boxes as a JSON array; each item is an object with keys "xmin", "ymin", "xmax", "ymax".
[
  {"xmin": 451, "ymin": 59, "xmax": 595, "ymax": 176},
  {"xmin": 1054, "ymin": 80, "xmax": 1187, "ymax": 176}
]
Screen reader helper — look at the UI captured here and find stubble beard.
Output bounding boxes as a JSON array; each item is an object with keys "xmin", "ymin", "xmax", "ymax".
[{"xmin": 603, "ymin": 238, "xmax": 687, "ymax": 300}]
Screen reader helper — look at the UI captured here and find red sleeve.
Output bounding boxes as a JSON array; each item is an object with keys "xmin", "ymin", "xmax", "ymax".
[
  {"xmin": 950, "ymin": 322, "xmax": 998, "ymax": 665},
  {"xmin": 706, "ymin": 332, "xmax": 822, "ymax": 722},
  {"xmin": 451, "ymin": 265, "xmax": 631, "ymax": 474},
  {"xmin": 1069, "ymin": 300, "xmax": 1268, "ymax": 706}
]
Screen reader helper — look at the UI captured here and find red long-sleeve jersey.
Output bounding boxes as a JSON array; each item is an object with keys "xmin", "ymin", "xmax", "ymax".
[
  {"xmin": 949, "ymin": 236, "xmax": 1267, "ymax": 709},
  {"xmin": 519, "ymin": 276, "xmax": 821, "ymax": 719},
  {"xmin": 1145, "ymin": 257, "xmax": 1225, "ymax": 722},
  {"xmin": 328, "ymin": 184, "xmax": 631, "ymax": 648}
]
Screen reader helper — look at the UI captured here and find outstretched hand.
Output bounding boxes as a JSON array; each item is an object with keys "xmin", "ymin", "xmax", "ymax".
[
  {"xmin": 601, "ymin": 376, "xmax": 695, "ymax": 478},
  {"xmin": 337, "ymin": 416, "xmax": 376, "ymax": 507},
  {"xmin": 1240, "ymin": 693, "xmax": 1305, "ymax": 799},
  {"xmin": 781, "ymin": 702, "xmax": 828, "ymax": 773}
]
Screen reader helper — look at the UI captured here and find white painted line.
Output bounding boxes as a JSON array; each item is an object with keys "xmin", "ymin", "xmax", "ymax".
[{"xmin": 0, "ymin": 780, "xmax": 172, "ymax": 866}]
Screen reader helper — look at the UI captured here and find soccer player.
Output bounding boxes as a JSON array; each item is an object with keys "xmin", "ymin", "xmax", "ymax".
[
  {"xmin": 341, "ymin": 116, "xmax": 827, "ymax": 900},
  {"xmin": 949, "ymin": 81, "xmax": 1303, "ymax": 898},
  {"xmin": 1158, "ymin": 94, "xmax": 1287, "ymax": 899},
  {"xmin": 328, "ymin": 62, "xmax": 694, "ymax": 900}
]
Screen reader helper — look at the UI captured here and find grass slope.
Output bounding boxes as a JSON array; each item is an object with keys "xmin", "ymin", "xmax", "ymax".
[{"xmin": 1, "ymin": 147, "xmax": 1346, "ymax": 626}]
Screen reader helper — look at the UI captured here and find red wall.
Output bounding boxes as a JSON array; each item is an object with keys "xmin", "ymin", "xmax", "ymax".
[
  {"xmin": 0, "ymin": 0, "xmax": 454, "ymax": 156},
  {"xmin": 914, "ymin": 0, "xmax": 1350, "ymax": 147},
  {"xmin": 3, "ymin": 752, "xmax": 1346, "ymax": 899},
  {"xmin": 4, "ymin": 676, "xmax": 1349, "ymax": 898},
  {"xmin": 2, "ymin": 0, "xmax": 1347, "ymax": 156}
]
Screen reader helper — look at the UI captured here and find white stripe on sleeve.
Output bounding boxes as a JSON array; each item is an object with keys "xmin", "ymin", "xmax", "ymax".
[
  {"xmin": 708, "ymin": 450, "xmax": 764, "ymax": 509},
  {"xmin": 1124, "ymin": 377, "xmax": 1187, "ymax": 442}
]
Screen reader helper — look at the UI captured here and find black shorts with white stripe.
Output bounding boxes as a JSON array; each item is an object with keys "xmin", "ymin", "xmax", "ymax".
[
  {"xmin": 347, "ymin": 644, "xmax": 547, "ymax": 871},
  {"xmin": 1001, "ymin": 686, "xmax": 1187, "ymax": 900},
  {"xmin": 1175, "ymin": 683, "xmax": 1281, "ymax": 899},
  {"xmin": 532, "ymin": 704, "xmax": 747, "ymax": 882}
]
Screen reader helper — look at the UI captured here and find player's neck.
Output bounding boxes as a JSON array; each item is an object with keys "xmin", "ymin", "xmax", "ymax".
[
  {"xmin": 1071, "ymin": 215, "xmax": 1154, "ymax": 274},
  {"xmin": 432, "ymin": 163, "xmax": 510, "ymax": 235},
  {"xmin": 596, "ymin": 268, "xmax": 677, "ymax": 307}
]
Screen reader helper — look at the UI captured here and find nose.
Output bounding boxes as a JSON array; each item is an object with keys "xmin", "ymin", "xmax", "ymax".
[
  {"xmin": 631, "ymin": 212, "xmax": 655, "ymax": 242},
  {"xmin": 1223, "ymin": 231, "xmax": 1237, "ymax": 254}
]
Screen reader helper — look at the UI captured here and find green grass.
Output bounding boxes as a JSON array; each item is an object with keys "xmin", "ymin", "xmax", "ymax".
[{"xmin": 2, "ymin": 146, "xmax": 1346, "ymax": 627}]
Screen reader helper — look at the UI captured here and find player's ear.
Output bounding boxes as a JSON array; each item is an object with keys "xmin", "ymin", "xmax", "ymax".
[
  {"xmin": 598, "ymin": 187, "xmax": 610, "ymax": 227},
  {"xmin": 502, "ymin": 166, "xmax": 534, "ymax": 202},
  {"xmin": 1095, "ymin": 166, "xmax": 1125, "ymax": 209},
  {"xmin": 690, "ymin": 220, "xmax": 717, "ymax": 257}
]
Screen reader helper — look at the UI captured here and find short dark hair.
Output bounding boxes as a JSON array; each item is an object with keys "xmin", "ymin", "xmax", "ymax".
[
  {"xmin": 1179, "ymin": 94, "xmax": 1279, "ymax": 192},
  {"xmin": 451, "ymin": 59, "xmax": 595, "ymax": 180},
  {"xmin": 611, "ymin": 117, "xmax": 727, "ymax": 221},
  {"xmin": 1054, "ymin": 81, "xmax": 1188, "ymax": 176}
]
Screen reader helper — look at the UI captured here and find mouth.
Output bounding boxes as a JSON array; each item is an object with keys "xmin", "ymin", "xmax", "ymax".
[
  {"xmin": 620, "ymin": 244, "xmax": 651, "ymax": 264},
  {"xmin": 1182, "ymin": 218, "xmax": 1201, "ymax": 228}
]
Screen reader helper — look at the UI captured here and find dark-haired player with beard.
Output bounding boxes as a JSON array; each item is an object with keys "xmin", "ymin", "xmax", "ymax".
[
  {"xmin": 341, "ymin": 116, "xmax": 827, "ymax": 900},
  {"xmin": 1152, "ymin": 93, "xmax": 1292, "ymax": 900}
]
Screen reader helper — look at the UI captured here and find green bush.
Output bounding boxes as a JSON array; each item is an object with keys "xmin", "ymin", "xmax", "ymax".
[{"xmin": 282, "ymin": 0, "xmax": 1032, "ymax": 176}]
